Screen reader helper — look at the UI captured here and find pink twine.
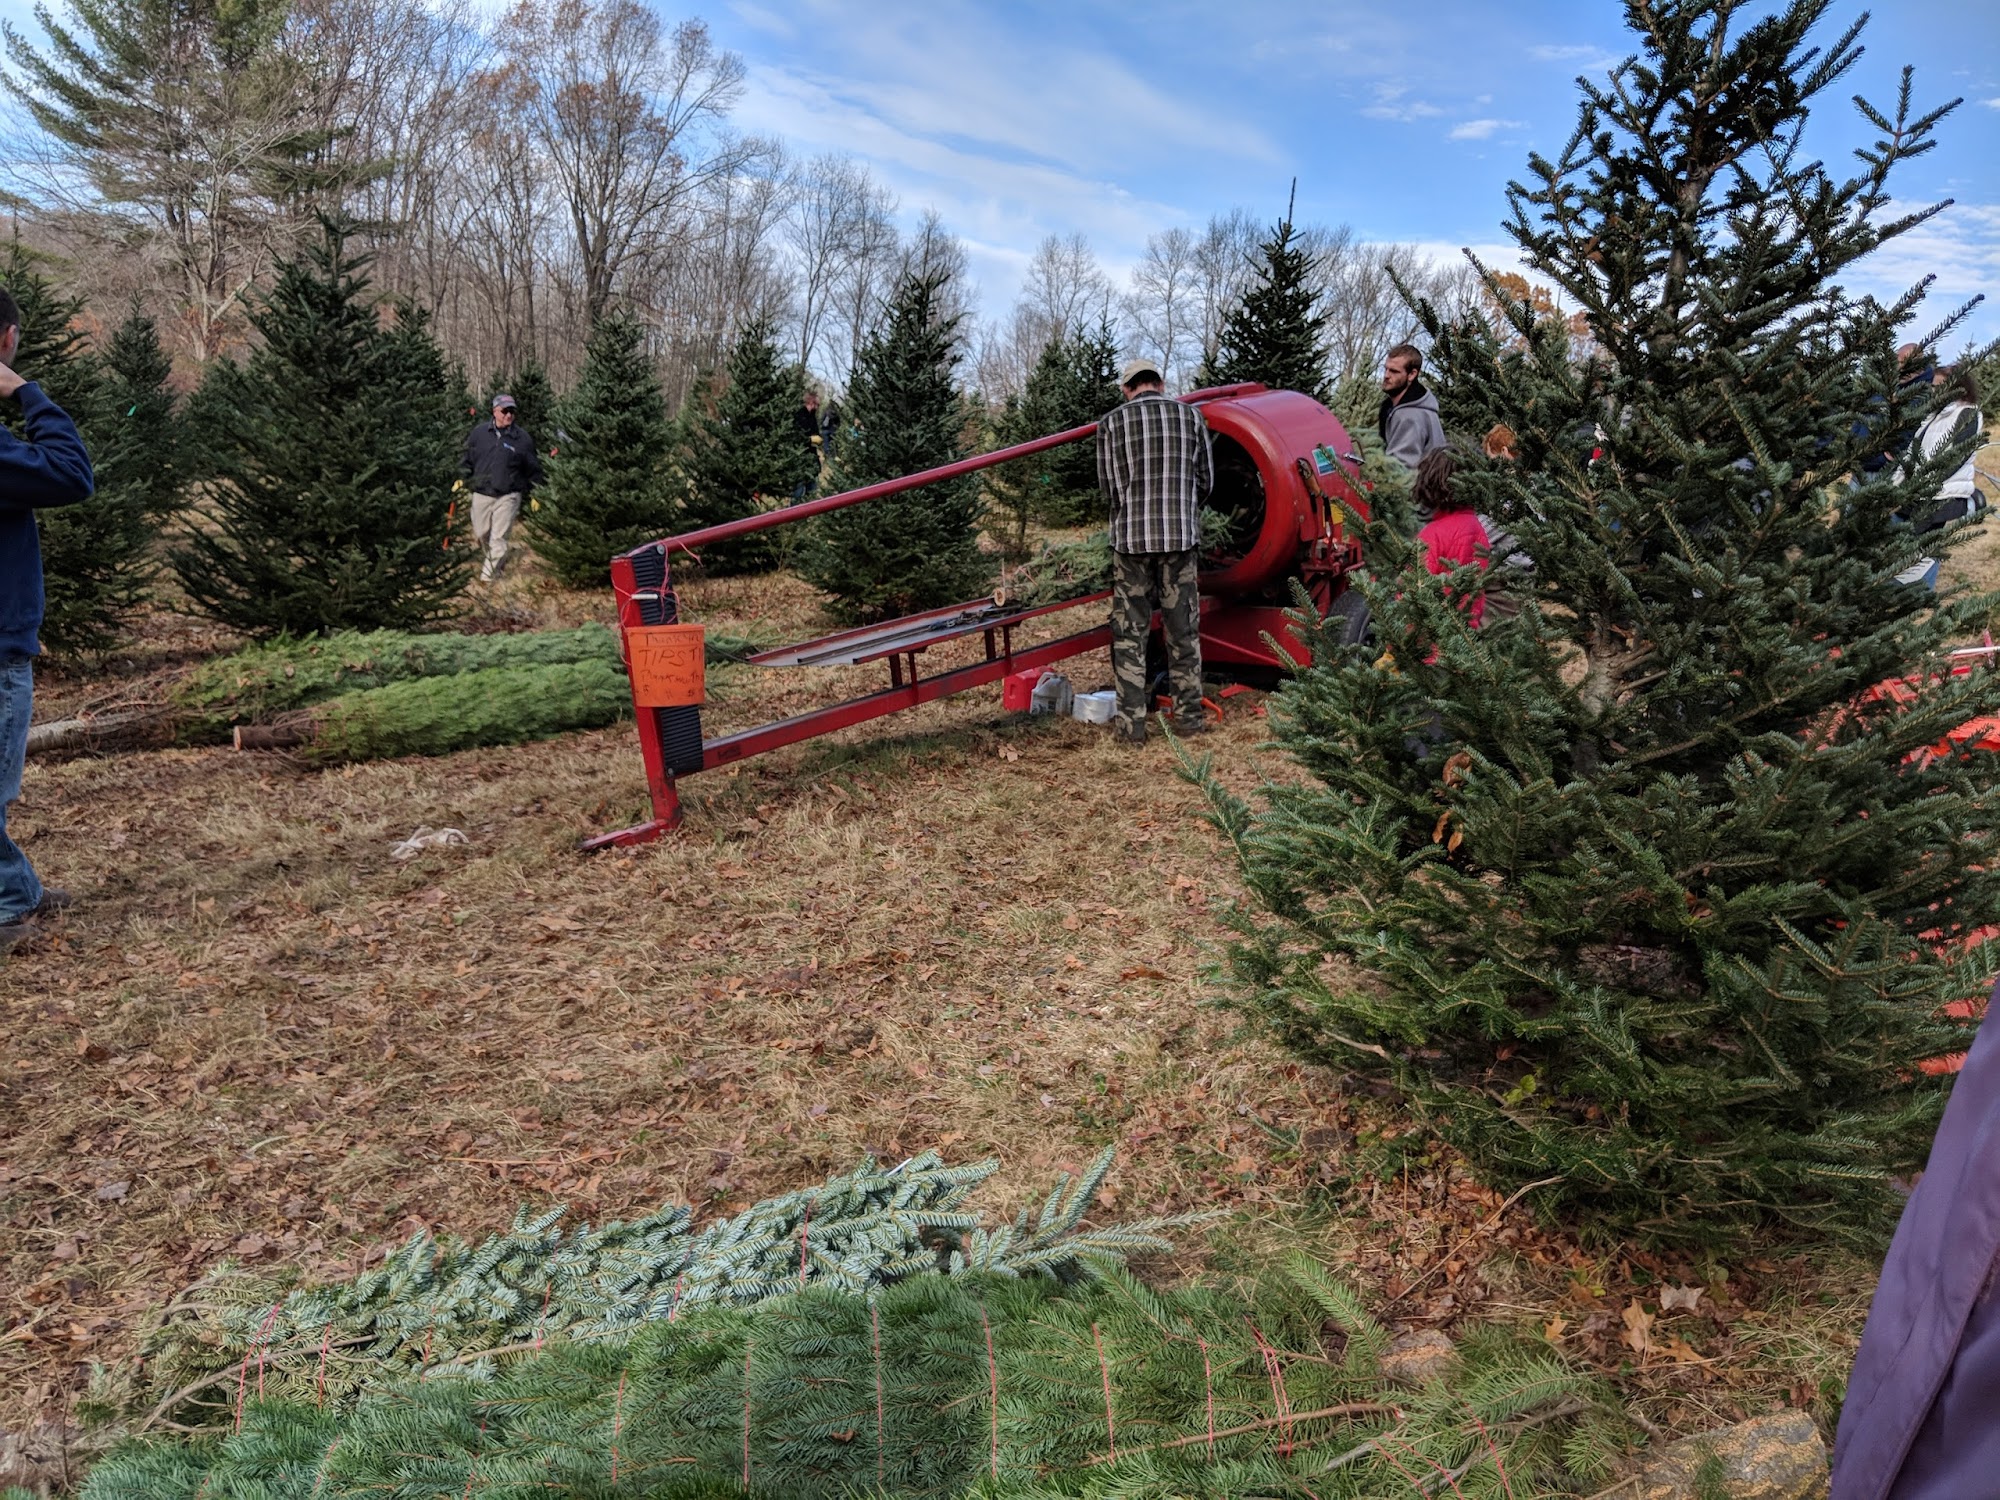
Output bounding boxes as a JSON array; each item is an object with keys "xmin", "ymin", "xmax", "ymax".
[
  {"xmin": 316, "ymin": 1322, "xmax": 333, "ymax": 1409},
  {"xmin": 461, "ymin": 1419, "xmax": 486, "ymax": 1499},
  {"xmin": 981, "ymin": 1301, "xmax": 1000, "ymax": 1478},
  {"xmin": 742, "ymin": 1337, "xmax": 755, "ymax": 1491},
  {"xmin": 1092, "ymin": 1321, "xmax": 1117, "ymax": 1461},
  {"xmin": 1198, "ymin": 1336, "xmax": 1215, "ymax": 1456},
  {"xmin": 610, "ymin": 1369, "xmax": 628, "ymax": 1483},
  {"xmin": 873, "ymin": 1302, "xmax": 887, "ymax": 1490},
  {"xmin": 1245, "ymin": 1318, "xmax": 1293, "ymax": 1457},
  {"xmin": 1470, "ymin": 1409, "xmax": 1515, "ymax": 1500},
  {"xmin": 234, "ymin": 1303, "xmax": 282, "ymax": 1432}
]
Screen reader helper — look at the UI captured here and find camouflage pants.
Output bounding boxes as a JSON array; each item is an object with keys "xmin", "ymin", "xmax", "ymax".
[{"xmin": 1110, "ymin": 548, "xmax": 1202, "ymax": 725}]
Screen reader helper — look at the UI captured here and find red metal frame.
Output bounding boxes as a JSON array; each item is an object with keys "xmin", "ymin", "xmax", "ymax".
[{"xmin": 583, "ymin": 383, "xmax": 1361, "ymax": 850}]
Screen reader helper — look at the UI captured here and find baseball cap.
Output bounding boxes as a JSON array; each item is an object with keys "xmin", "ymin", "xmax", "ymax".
[
  {"xmin": 492, "ymin": 393, "xmax": 517, "ymax": 410},
  {"xmin": 1118, "ymin": 357, "xmax": 1163, "ymax": 387}
]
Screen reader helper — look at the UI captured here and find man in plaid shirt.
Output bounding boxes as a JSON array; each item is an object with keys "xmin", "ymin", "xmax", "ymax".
[{"xmin": 1096, "ymin": 357, "xmax": 1214, "ymax": 743}]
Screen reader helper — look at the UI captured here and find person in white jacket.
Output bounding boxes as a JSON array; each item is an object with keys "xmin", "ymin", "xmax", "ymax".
[
  {"xmin": 1902, "ymin": 366, "xmax": 1985, "ymax": 534},
  {"xmin": 1892, "ymin": 366, "xmax": 1985, "ymax": 592}
]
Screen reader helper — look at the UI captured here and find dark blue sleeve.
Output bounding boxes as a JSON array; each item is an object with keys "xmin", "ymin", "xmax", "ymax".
[{"xmin": 0, "ymin": 382, "xmax": 95, "ymax": 512}]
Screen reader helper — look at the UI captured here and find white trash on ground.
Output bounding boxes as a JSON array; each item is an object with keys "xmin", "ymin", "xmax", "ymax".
[{"xmin": 389, "ymin": 826, "xmax": 470, "ymax": 860}]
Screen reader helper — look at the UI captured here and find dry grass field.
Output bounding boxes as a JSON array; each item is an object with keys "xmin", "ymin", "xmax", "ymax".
[{"xmin": 22, "ymin": 504, "xmax": 2000, "ymax": 1479}]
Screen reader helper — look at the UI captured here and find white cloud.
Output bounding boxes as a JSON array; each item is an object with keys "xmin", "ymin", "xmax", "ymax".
[
  {"xmin": 1529, "ymin": 42, "xmax": 1620, "ymax": 72},
  {"xmin": 1360, "ymin": 82, "xmax": 1442, "ymax": 122},
  {"xmin": 1449, "ymin": 119, "xmax": 1525, "ymax": 141},
  {"xmin": 1848, "ymin": 200, "xmax": 2000, "ymax": 347},
  {"xmin": 1983, "ymin": 97, "xmax": 2000, "ymax": 109}
]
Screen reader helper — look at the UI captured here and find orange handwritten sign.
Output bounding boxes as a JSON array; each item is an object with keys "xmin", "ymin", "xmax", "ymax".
[{"xmin": 626, "ymin": 624, "xmax": 706, "ymax": 707}]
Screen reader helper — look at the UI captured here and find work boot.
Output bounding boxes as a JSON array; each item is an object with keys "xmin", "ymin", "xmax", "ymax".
[
  {"xmin": 1113, "ymin": 714, "xmax": 1148, "ymax": 746},
  {"xmin": 33, "ymin": 887, "xmax": 73, "ymax": 915},
  {"xmin": 1171, "ymin": 714, "xmax": 1210, "ymax": 738}
]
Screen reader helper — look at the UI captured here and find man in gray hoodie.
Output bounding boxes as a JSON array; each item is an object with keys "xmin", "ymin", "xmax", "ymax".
[{"xmin": 1377, "ymin": 343, "xmax": 1446, "ymax": 471}]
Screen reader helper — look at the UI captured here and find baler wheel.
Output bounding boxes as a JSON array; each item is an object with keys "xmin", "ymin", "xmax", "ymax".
[{"xmin": 1326, "ymin": 588, "xmax": 1372, "ymax": 647}]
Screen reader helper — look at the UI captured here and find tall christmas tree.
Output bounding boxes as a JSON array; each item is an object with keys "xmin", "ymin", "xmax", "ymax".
[
  {"xmin": 497, "ymin": 354, "xmax": 556, "ymax": 441},
  {"xmin": 1198, "ymin": 185, "xmax": 1331, "ymax": 401},
  {"xmin": 527, "ymin": 316, "xmax": 676, "ymax": 588},
  {"xmin": 0, "ymin": 253, "xmax": 181, "ymax": 654},
  {"xmin": 796, "ymin": 270, "xmax": 988, "ymax": 623},
  {"xmin": 985, "ymin": 323, "xmax": 1121, "ymax": 551},
  {"xmin": 1206, "ymin": 0, "xmax": 1999, "ymax": 1244},
  {"xmin": 172, "ymin": 219, "xmax": 466, "ymax": 635},
  {"xmin": 674, "ymin": 315, "xmax": 812, "ymax": 574}
]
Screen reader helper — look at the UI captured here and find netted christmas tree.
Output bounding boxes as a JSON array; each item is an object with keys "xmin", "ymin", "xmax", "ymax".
[
  {"xmin": 674, "ymin": 315, "xmax": 812, "ymax": 574},
  {"xmin": 172, "ymin": 218, "xmax": 467, "ymax": 635},
  {"xmin": 1203, "ymin": 0, "xmax": 2000, "ymax": 1245},
  {"xmin": 529, "ymin": 315, "xmax": 678, "ymax": 587},
  {"xmin": 985, "ymin": 320, "xmax": 1123, "ymax": 549},
  {"xmin": 1198, "ymin": 185, "xmax": 1332, "ymax": 401},
  {"xmin": 87, "ymin": 1262, "xmax": 1621, "ymax": 1499},
  {"xmin": 0, "ymin": 254, "xmax": 181, "ymax": 654},
  {"xmin": 797, "ymin": 270, "xmax": 989, "ymax": 622},
  {"xmin": 174, "ymin": 623, "xmax": 620, "ymax": 726}
]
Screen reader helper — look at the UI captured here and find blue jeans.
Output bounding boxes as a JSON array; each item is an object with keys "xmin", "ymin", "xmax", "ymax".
[{"xmin": 0, "ymin": 657, "xmax": 43, "ymax": 921}]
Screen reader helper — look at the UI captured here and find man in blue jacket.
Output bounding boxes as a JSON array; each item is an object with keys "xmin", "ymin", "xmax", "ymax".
[{"xmin": 0, "ymin": 286, "xmax": 96, "ymax": 955}]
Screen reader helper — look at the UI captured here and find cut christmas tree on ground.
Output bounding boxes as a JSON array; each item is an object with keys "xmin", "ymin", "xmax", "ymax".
[
  {"xmin": 231, "ymin": 660, "xmax": 634, "ymax": 762},
  {"xmin": 82, "ymin": 1265, "xmax": 1625, "ymax": 1500}
]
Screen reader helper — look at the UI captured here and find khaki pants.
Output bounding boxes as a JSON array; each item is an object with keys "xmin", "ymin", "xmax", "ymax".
[{"xmin": 470, "ymin": 491, "xmax": 522, "ymax": 580}]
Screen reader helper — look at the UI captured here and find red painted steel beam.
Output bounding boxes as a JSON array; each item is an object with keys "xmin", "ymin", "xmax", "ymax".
[
  {"xmin": 702, "ymin": 622, "xmax": 1113, "ymax": 770},
  {"xmin": 637, "ymin": 383, "xmax": 1266, "ymax": 561}
]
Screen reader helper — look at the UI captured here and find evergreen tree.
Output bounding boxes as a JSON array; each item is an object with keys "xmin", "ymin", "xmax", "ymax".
[
  {"xmin": 172, "ymin": 219, "xmax": 466, "ymax": 635},
  {"xmin": 985, "ymin": 322, "xmax": 1125, "ymax": 550},
  {"xmin": 0, "ymin": 255, "xmax": 181, "ymax": 654},
  {"xmin": 674, "ymin": 315, "xmax": 811, "ymax": 574},
  {"xmin": 1198, "ymin": 185, "xmax": 1332, "ymax": 401},
  {"xmin": 1204, "ymin": 0, "xmax": 2000, "ymax": 1244},
  {"xmin": 527, "ymin": 315, "xmax": 676, "ymax": 588},
  {"xmin": 497, "ymin": 355, "xmax": 556, "ymax": 440},
  {"xmin": 797, "ymin": 270, "xmax": 988, "ymax": 622}
]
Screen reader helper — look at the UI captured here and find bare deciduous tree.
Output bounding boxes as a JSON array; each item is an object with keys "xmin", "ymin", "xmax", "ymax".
[
  {"xmin": 1021, "ymin": 231, "xmax": 1111, "ymax": 346},
  {"xmin": 1125, "ymin": 226, "xmax": 1196, "ymax": 388},
  {"xmin": 786, "ymin": 153, "xmax": 895, "ymax": 378},
  {"xmin": 499, "ymin": 1, "xmax": 755, "ymax": 327}
]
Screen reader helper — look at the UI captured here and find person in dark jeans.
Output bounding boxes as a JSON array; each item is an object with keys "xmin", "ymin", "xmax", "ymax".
[
  {"xmin": 0, "ymin": 284, "xmax": 96, "ymax": 955},
  {"xmin": 1095, "ymin": 356, "xmax": 1213, "ymax": 745},
  {"xmin": 792, "ymin": 389, "xmax": 824, "ymax": 502}
]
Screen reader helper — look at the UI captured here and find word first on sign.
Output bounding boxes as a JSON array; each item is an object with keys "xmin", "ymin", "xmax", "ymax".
[{"xmin": 626, "ymin": 624, "xmax": 706, "ymax": 708}]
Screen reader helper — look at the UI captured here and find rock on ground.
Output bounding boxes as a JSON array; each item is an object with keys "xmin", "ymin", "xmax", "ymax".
[{"xmin": 1634, "ymin": 1411, "xmax": 1828, "ymax": 1500}]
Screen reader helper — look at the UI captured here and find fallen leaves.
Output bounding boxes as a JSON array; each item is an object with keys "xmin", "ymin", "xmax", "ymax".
[{"xmin": 1621, "ymin": 1299, "xmax": 1655, "ymax": 1355}]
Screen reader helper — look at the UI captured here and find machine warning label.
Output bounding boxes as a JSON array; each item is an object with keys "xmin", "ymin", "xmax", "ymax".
[{"xmin": 1313, "ymin": 445, "xmax": 1339, "ymax": 474}]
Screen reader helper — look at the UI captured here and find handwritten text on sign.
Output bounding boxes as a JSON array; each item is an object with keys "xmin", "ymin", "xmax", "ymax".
[{"xmin": 626, "ymin": 624, "xmax": 706, "ymax": 708}]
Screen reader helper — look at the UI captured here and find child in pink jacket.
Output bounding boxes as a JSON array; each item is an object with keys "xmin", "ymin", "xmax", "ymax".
[{"xmin": 1413, "ymin": 448, "xmax": 1489, "ymax": 628}]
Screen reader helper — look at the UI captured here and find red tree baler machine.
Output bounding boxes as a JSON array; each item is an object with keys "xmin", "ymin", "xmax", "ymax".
[{"xmin": 584, "ymin": 383, "xmax": 1370, "ymax": 849}]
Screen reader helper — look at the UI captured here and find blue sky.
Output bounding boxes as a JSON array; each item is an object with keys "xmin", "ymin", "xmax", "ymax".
[
  {"xmin": 714, "ymin": 0, "xmax": 1999, "ymax": 346},
  {"xmin": 2, "ymin": 0, "xmax": 1993, "ymax": 345}
]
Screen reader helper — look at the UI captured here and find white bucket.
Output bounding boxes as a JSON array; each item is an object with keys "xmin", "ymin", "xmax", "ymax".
[{"xmin": 1072, "ymin": 690, "xmax": 1117, "ymax": 725}]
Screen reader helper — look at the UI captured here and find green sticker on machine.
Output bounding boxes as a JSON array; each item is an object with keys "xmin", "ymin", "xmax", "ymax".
[{"xmin": 1313, "ymin": 445, "xmax": 1338, "ymax": 474}]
